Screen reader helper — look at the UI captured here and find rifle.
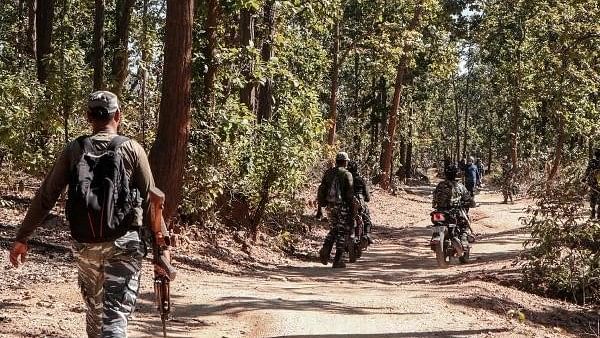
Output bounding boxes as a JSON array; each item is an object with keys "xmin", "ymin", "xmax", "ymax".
[{"xmin": 149, "ymin": 187, "xmax": 177, "ymax": 338}]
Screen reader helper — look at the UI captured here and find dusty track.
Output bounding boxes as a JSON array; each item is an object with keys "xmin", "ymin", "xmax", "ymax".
[{"xmin": 1, "ymin": 186, "xmax": 595, "ymax": 337}]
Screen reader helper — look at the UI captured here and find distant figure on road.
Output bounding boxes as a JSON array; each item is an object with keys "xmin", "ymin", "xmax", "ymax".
[
  {"xmin": 475, "ymin": 158, "xmax": 485, "ymax": 187},
  {"xmin": 501, "ymin": 157, "xmax": 515, "ymax": 204},
  {"xmin": 582, "ymin": 149, "xmax": 600, "ymax": 219},
  {"xmin": 463, "ymin": 157, "xmax": 480, "ymax": 197}
]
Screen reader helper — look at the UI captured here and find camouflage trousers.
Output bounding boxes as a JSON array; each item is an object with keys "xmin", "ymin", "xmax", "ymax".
[
  {"xmin": 323, "ymin": 205, "xmax": 353, "ymax": 252},
  {"xmin": 74, "ymin": 230, "xmax": 143, "ymax": 338}
]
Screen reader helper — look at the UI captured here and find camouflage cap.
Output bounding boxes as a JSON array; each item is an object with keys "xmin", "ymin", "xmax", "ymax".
[
  {"xmin": 335, "ymin": 152, "xmax": 350, "ymax": 162},
  {"xmin": 88, "ymin": 90, "xmax": 119, "ymax": 115}
]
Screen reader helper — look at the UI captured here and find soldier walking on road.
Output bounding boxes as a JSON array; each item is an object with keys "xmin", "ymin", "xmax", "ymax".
[
  {"xmin": 9, "ymin": 91, "xmax": 169, "ymax": 338},
  {"xmin": 501, "ymin": 157, "xmax": 515, "ymax": 204},
  {"xmin": 317, "ymin": 152, "xmax": 356, "ymax": 268}
]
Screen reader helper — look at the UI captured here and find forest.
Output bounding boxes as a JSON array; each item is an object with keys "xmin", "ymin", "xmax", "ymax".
[{"xmin": 1, "ymin": 0, "xmax": 599, "ymax": 309}]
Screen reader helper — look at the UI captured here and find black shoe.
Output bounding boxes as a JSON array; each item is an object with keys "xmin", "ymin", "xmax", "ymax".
[
  {"xmin": 332, "ymin": 260, "xmax": 346, "ymax": 268},
  {"xmin": 332, "ymin": 251, "xmax": 346, "ymax": 268},
  {"xmin": 319, "ymin": 244, "xmax": 332, "ymax": 265}
]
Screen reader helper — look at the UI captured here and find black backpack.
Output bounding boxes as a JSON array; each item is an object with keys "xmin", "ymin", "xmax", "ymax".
[
  {"xmin": 326, "ymin": 168, "xmax": 347, "ymax": 205},
  {"xmin": 66, "ymin": 135, "xmax": 134, "ymax": 243}
]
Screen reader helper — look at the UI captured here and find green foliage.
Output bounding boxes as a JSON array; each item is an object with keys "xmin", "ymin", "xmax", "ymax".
[{"xmin": 523, "ymin": 167, "xmax": 600, "ymax": 305}]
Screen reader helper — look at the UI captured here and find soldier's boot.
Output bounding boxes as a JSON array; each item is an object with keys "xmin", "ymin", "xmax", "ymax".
[
  {"xmin": 319, "ymin": 242, "xmax": 333, "ymax": 265},
  {"xmin": 332, "ymin": 251, "xmax": 346, "ymax": 268}
]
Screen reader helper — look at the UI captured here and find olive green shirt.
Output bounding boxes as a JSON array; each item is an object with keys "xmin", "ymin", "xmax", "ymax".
[{"xmin": 16, "ymin": 132, "xmax": 155, "ymax": 243}]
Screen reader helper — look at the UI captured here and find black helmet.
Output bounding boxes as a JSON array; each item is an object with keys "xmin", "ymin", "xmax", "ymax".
[{"xmin": 444, "ymin": 164, "xmax": 458, "ymax": 178}]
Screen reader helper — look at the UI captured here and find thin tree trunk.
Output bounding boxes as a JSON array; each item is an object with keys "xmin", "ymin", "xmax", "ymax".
[
  {"xmin": 548, "ymin": 115, "xmax": 565, "ymax": 181},
  {"xmin": 35, "ymin": 0, "xmax": 54, "ymax": 83},
  {"xmin": 111, "ymin": 0, "xmax": 135, "ymax": 96},
  {"xmin": 462, "ymin": 74, "xmax": 470, "ymax": 159},
  {"xmin": 240, "ymin": 8, "xmax": 257, "ymax": 113},
  {"xmin": 27, "ymin": 0, "xmax": 36, "ymax": 58},
  {"xmin": 487, "ymin": 115, "xmax": 493, "ymax": 173},
  {"xmin": 379, "ymin": 1, "xmax": 423, "ymax": 190},
  {"xmin": 258, "ymin": 0, "xmax": 275, "ymax": 122},
  {"xmin": 327, "ymin": 19, "xmax": 340, "ymax": 145},
  {"xmin": 93, "ymin": 0, "xmax": 105, "ymax": 90},
  {"xmin": 203, "ymin": 0, "xmax": 220, "ymax": 113},
  {"xmin": 380, "ymin": 58, "xmax": 407, "ymax": 189},
  {"xmin": 139, "ymin": 0, "xmax": 149, "ymax": 149},
  {"xmin": 452, "ymin": 79, "xmax": 461, "ymax": 162},
  {"xmin": 149, "ymin": 0, "xmax": 194, "ymax": 221},
  {"xmin": 405, "ymin": 103, "xmax": 414, "ymax": 178}
]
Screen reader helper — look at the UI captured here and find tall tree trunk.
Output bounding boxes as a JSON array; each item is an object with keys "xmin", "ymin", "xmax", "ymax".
[
  {"xmin": 27, "ymin": 0, "xmax": 37, "ymax": 58},
  {"xmin": 258, "ymin": 0, "xmax": 275, "ymax": 122},
  {"xmin": 548, "ymin": 115, "xmax": 565, "ymax": 181},
  {"xmin": 203, "ymin": 0, "xmax": 220, "ymax": 113},
  {"xmin": 139, "ymin": 0, "xmax": 150, "ymax": 149},
  {"xmin": 462, "ymin": 75, "xmax": 470, "ymax": 159},
  {"xmin": 405, "ymin": 103, "xmax": 414, "ymax": 178},
  {"xmin": 35, "ymin": 0, "xmax": 54, "ymax": 83},
  {"xmin": 149, "ymin": 0, "xmax": 194, "ymax": 221},
  {"xmin": 93, "ymin": 0, "xmax": 105, "ymax": 90},
  {"xmin": 380, "ymin": 58, "xmax": 407, "ymax": 188},
  {"xmin": 240, "ymin": 8, "xmax": 257, "ymax": 113},
  {"xmin": 110, "ymin": 0, "xmax": 135, "ymax": 96},
  {"xmin": 452, "ymin": 79, "xmax": 461, "ymax": 162},
  {"xmin": 487, "ymin": 115, "xmax": 493, "ymax": 173},
  {"xmin": 379, "ymin": 3, "xmax": 422, "ymax": 189},
  {"xmin": 327, "ymin": 19, "xmax": 340, "ymax": 145}
]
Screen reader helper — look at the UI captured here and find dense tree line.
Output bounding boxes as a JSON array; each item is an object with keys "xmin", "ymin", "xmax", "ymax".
[{"xmin": 0, "ymin": 0, "xmax": 598, "ymax": 243}]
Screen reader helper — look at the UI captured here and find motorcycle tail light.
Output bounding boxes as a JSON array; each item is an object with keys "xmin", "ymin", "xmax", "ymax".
[{"xmin": 432, "ymin": 213, "xmax": 445, "ymax": 222}]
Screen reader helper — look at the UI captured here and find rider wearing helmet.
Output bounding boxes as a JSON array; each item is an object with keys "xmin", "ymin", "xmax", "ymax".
[
  {"xmin": 433, "ymin": 164, "xmax": 473, "ymax": 210},
  {"xmin": 433, "ymin": 164, "xmax": 474, "ymax": 247}
]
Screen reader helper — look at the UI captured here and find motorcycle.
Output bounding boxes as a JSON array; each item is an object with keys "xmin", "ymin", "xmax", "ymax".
[
  {"xmin": 348, "ymin": 198, "xmax": 371, "ymax": 263},
  {"xmin": 429, "ymin": 207, "xmax": 474, "ymax": 268}
]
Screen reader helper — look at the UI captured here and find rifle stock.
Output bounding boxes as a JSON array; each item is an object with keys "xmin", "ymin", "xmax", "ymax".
[{"xmin": 148, "ymin": 187, "xmax": 176, "ymax": 338}]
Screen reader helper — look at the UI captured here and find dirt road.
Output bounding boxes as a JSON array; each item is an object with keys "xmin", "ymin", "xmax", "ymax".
[{"xmin": 1, "ymin": 187, "xmax": 592, "ymax": 337}]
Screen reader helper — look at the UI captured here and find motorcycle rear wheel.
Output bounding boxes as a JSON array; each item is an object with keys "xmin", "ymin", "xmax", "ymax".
[{"xmin": 435, "ymin": 241, "xmax": 449, "ymax": 268}]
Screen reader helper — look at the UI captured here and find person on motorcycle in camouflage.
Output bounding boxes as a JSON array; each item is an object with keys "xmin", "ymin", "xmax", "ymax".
[
  {"xmin": 347, "ymin": 160, "xmax": 373, "ymax": 245},
  {"xmin": 433, "ymin": 164, "xmax": 474, "ymax": 246}
]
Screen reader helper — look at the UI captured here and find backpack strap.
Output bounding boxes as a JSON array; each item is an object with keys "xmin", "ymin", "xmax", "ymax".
[
  {"xmin": 108, "ymin": 135, "xmax": 130, "ymax": 151},
  {"xmin": 76, "ymin": 136, "xmax": 94, "ymax": 153}
]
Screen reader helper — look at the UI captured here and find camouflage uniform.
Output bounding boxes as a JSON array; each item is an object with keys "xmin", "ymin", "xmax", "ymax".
[
  {"xmin": 15, "ymin": 131, "xmax": 155, "ymax": 337},
  {"xmin": 501, "ymin": 162, "xmax": 514, "ymax": 203},
  {"xmin": 322, "ymin": 204, "xmax": 353, "ymax": 254},
  {"xmin": 75, "ymin": 230, "xmax": 143, "ymax": 338},
  {"xmin": 318, "ymin": 164, "xmax": 355, "ymax": 267},
  {"xmin": 432, "ymin": 179, "xmax": 473, "ymax": 245},
  {"xmin": 432, "ymin": 180, "xmax": 472, "ymax": 210}
]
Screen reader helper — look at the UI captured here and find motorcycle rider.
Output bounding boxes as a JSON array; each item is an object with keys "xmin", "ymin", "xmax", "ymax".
[
  {"xmin": 433, "ymin": 164, "xmax": 474, "ymax": 246},
  {"xmin": 347, "ymin": 160, "xmax": 373, "ymax": 245}
]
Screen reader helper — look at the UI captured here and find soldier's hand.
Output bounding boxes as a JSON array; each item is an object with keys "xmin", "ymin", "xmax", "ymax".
[{"xmin": 9, "ymin": 241, "xmax": 28, "ymax": 268}]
